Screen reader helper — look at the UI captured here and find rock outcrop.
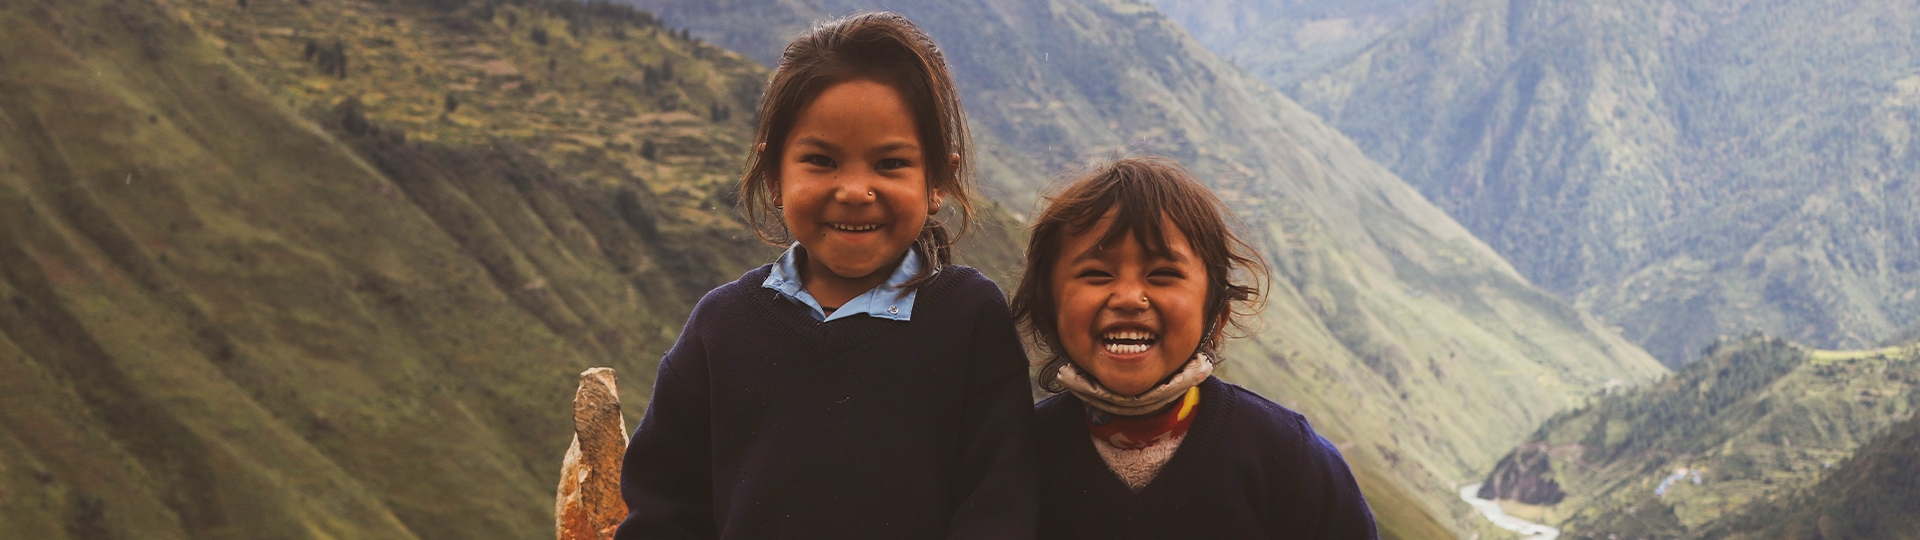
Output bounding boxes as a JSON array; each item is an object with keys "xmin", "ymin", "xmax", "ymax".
[
  {"xmin": 556, "ymin": 368, "xmax": 628, "ymax": 540},
  {"xmin": 1477, "ymin": 445, "xmax": 1566, "ymax": 505}
]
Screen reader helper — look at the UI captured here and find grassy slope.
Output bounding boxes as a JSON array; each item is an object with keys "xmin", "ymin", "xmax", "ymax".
[
  {"xmin": 1291, "ymin": 0, "xmax": 1920, "ymax": 365},
  {"xmin": 0, "ymin": 0, "xmax": 1021, "ymax": 538},
  {"xmin": 1477, "ymin": 335, "xmax": 1920, "ymax": 539},
  {"xmin": 635, "ymin": 0, "xmax": 1666, "ymax": 536},
  {"xmin": 1699, "ymin": 408, "xmax": 1920, "ymax": 540}
]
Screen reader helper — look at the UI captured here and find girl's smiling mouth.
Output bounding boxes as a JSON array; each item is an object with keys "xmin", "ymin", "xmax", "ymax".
[
  {"xmin": 1101, "ymin": 328, "xmax": 1158, "ymax": 356},
  {"xmin": 827, "ymin": 222, "xmax": 884, "ymax": 233}
]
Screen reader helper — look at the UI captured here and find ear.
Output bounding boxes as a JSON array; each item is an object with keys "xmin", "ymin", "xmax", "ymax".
[{"xmin": 931, "ymin": 152, "xmax": 959, "ymax": 215}]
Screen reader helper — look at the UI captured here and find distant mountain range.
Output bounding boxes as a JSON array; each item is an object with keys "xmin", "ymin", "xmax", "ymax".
[
  {"xmin": 1281, "ymin": 0, "xmax": 1920, "ymax": 365},
  {"xmin": 1144, "ymin": 0, "xmax": 1433, "ymax": 86},
  {"xmin": 634, "ymin": 0, "xmax": 1665, "ymax": 536}
]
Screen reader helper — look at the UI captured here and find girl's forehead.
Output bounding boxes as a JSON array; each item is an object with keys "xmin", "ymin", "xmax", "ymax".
[{"xmin": 1060, "ymin": 212, "xmax": 1193, "ymax": 262}]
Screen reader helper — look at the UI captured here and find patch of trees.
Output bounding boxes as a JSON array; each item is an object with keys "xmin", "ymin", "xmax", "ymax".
[
  {"xmin": 404, "ymin": 0, "xmax": 663, "ymax": 33},
  {"xmin": 1571, "ymin": 333, "xmax": 1807, "ymax": 462},
  {"xmin": 303, "ymin": 39, "xmax": 349, "ymax": 79}
]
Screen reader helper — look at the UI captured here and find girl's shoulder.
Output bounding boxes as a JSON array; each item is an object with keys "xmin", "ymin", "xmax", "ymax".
[
  {"xmin": 1200, "ymin": 377, "xmax": 1312, "ymax": 441},
  {"xmin": 912, "ymin": 264, "xmax": 1010, "ymax": 313},
  {"xmin": 693, "ymin": 263, "xmax": 777, "ymax": 307}
]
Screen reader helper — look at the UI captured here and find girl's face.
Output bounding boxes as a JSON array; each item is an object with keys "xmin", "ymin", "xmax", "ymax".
[
  {"xmin": 1050, "ymin": 211, "xmax": 1209, "ymax": 396},
  {"xmin": 776, "ymin": 79, "xmax": 941, "ymax": 303}
]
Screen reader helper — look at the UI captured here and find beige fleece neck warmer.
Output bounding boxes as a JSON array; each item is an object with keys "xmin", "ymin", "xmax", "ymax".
[{"xmin": 1057, "ymin": 351, "xmax": 1215, "ymax": 417}]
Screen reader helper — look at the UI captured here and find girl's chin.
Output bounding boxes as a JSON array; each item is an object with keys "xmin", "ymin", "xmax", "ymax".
[{"xmin": 1086, "ymin": 360, "xmax": 1174, "ymax": 393}]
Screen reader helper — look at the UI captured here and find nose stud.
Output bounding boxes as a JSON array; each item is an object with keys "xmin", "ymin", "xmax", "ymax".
[{"xmin": 867, "ymin": 190, "xmax": 875, "ymax": 197}]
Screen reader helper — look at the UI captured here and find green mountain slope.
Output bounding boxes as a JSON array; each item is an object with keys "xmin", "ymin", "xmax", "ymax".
[
  {"xmin": 0, "ymin": 0, "xmax": 1024, "ymax": 538},
  {"xmin": 1698, "ymin": 411, "xmax": 1920, "ymax": 540},
  {"xmin": 635, "ymin": 0, "xmax": 1665, "ymax": 535},
  {"xmin": 1143, "ymin": 0, "xmax": 1433, "ymax": 86},
  {"xmin": 1290, "ymin": 0, "xmax": 1920, "ymax": 365},
  {"xmin": 1475, "ymin": 335, "xmax": 1919, "ymax": 539}
]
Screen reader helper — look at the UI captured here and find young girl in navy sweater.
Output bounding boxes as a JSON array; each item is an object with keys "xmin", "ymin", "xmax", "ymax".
[
  {"xmin": 1011, "ymin": 157, "xmax": 1378, "ymax": 539},
  {"xmin": 615, "ymin": 12, "xmax": 1036, "ymax": 540}
]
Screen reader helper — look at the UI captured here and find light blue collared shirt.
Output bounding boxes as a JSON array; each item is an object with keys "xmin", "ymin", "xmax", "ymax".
[{"xmin": 762, "ymin": 244, "xmax": 923, "ymax": 322}]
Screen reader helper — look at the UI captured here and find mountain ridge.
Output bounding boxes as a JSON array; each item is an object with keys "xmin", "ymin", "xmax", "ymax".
[{"xmin": 1289, "ymin": 0, "xmax": 1920, "ymax": 365}]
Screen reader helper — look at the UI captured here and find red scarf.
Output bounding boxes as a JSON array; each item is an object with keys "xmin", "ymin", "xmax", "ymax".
[{"xmin": 1085, "ymin": 386, "xmax": 1200, "ymax": 450}]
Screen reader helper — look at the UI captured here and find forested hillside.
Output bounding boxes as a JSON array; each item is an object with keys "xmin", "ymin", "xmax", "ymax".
[
  {"xmin": 1291, "ymin": 0, "xmax": 1920, "ymax": 365},
  {"xmin": 1699, "ymin": 411, "xmax": 1920, "ymax": 540},
  {"xmin": 633, "ymin": 0, "xmax": 1665, "ymax": 536},
  {"xmin": 0, "ymin": 0, "xmax": 1023, "ymax": 538},
  {"xmin": 1477, "ymin": 335, "xmax": 1919, "ymax": 539}
]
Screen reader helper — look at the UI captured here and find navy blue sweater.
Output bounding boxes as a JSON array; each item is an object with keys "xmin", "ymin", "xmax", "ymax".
[
  {"xmin": 1034, "ymin": 377, "xmax": 1377, "ymax": 540},
  {"xmin": 615, "ymin": 264, "xmax": 1037, "ymax": 540}
]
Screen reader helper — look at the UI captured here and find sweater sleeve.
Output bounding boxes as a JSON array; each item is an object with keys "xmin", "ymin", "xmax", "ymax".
[
  {"xmin": 943, "ymin": 287, "xmax": 1039, "ymax": 540},
  {"xmin": 614, "ymin": 308, "xmax": 717, "ymax": 540},
  {"xmin": 1290, "ymin": 419, "xmax": 1380, "ymax": 540}
]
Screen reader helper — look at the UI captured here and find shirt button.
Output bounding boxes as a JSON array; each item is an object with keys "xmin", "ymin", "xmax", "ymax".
[{"xmin": 888, "ymin": 306, "xmax": 899, "ymax": 315}]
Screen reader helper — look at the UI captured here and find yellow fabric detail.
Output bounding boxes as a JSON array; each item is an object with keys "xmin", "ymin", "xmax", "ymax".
[{"xmin": 1175, "ymin": 386, "xmax": 1200, "ymax": 421}]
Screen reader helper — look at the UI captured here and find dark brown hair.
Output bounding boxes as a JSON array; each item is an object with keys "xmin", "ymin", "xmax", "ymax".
[
  {"xmin": 737, "ymin": 11, "xmax": 974, "ymax": 286},
  {"xmin": 1010, "ymin": 156, "xmax": 1268, "ymax": 392}
]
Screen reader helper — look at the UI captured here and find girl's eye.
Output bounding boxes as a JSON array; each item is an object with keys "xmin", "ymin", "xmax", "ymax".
[
  {"xmin": 876, "ymin": 158, "xmax": 910, "ymax": 171},
  {"xmin": 1075, "ymin": 269, "xmax": 1113, "ymax": 280},
  {"xmin": 801, "ymin": 155, "xmax": 836, "ymax": 168},
  {"xmin": 1149, "ymin": 268, "xmax": 1185, "ymax": 279}
]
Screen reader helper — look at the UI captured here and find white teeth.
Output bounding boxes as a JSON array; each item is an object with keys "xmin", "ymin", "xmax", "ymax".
[
  {"xmin": 1104, "ymin": 343, "xmax": 1150, "ymax": 354},
  {"xmin": 830, "ymin": 223, "xmax": 880, "ymax": 232},
  {"xmin": 1101, "ymin": 330, "xmax": 1156, "ymax": 341}
]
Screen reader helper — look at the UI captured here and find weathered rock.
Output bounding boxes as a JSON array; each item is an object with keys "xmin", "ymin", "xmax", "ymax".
[
  {"xmin": 556, "ymin": 367, "xmax": 628, "ymax": 540},
  {"xmin": 1477, "ymin": 445, "xmax": 1566, "ymax": 505}
]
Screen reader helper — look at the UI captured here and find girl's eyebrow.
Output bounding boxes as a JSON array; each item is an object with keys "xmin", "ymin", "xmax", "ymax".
[
  {"xmin": 792, "ymin": 137, "xmax": 920, "ymax": 155},
  {"xmin": 792, "ymin": 136, "xmax": 840, "ymax": 152},
  {"xmin": 872, "ymin": 141, "xmax": 921, "ymax": 154}
]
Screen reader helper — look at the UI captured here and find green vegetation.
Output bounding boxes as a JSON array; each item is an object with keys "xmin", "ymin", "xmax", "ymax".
[
  {"xmin": 1474, "ymin": 334, "xmax": 1920, "ymax": 539},
  {"xmin": 636, "ymin": 0, "xmax": 1666, "ymax": 536},
  {"xmin": 1699, "ymin": 408, "xmax": 1920, "ymax": 540},
  {"xmin": 1291, "ymin": 0, "xmax": 1920, "ymax": 366}
]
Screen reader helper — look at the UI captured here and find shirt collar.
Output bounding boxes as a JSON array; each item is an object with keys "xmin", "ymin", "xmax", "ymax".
[{"xmin": 761, "ymin": 243, "xmax": 923, "ymax": 322}]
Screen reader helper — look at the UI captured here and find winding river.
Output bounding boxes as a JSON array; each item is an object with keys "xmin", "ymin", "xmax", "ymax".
[{"xmin": 1458, "ymin": 483, "xmax": 1560, "ymax": 540}]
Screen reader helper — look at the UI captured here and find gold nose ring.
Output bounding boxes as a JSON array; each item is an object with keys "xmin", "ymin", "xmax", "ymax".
[{"xmin": 867, "ymin": 190, "xmax": 875, "ymax": 197}]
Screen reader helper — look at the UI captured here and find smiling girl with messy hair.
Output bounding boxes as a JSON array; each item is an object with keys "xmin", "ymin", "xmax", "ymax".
[{"xmin": 1011, "ymin": 156, "xmax": 1377, "ymax": 539}]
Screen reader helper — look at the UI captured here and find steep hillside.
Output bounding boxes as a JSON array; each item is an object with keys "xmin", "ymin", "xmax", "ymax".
[
  {"xmin": 0, "ymin": 0, "xmax": 1017, "ymax": 538},
  {"xmin": 1144, "ymin": 0, "xmax": 1434, "ymax": 86},
  {"xmin": 1476, "ymin": 335, "xmax": 1919, "ymax": 539},
  {"xmin": 1291, "ymin": 0, "xmax": 1920, "ymax": 365},
  {"xmin": 1883, "ymin": 322, "xmax": 1920, "ymax": 347},
  {"xmin": 634, "ymin": 0, "xmax": 1666, "ymax": 536},
  {"xmin": 1699, "ymin": 412, "xmax": 1920, "ymax": 540}
]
